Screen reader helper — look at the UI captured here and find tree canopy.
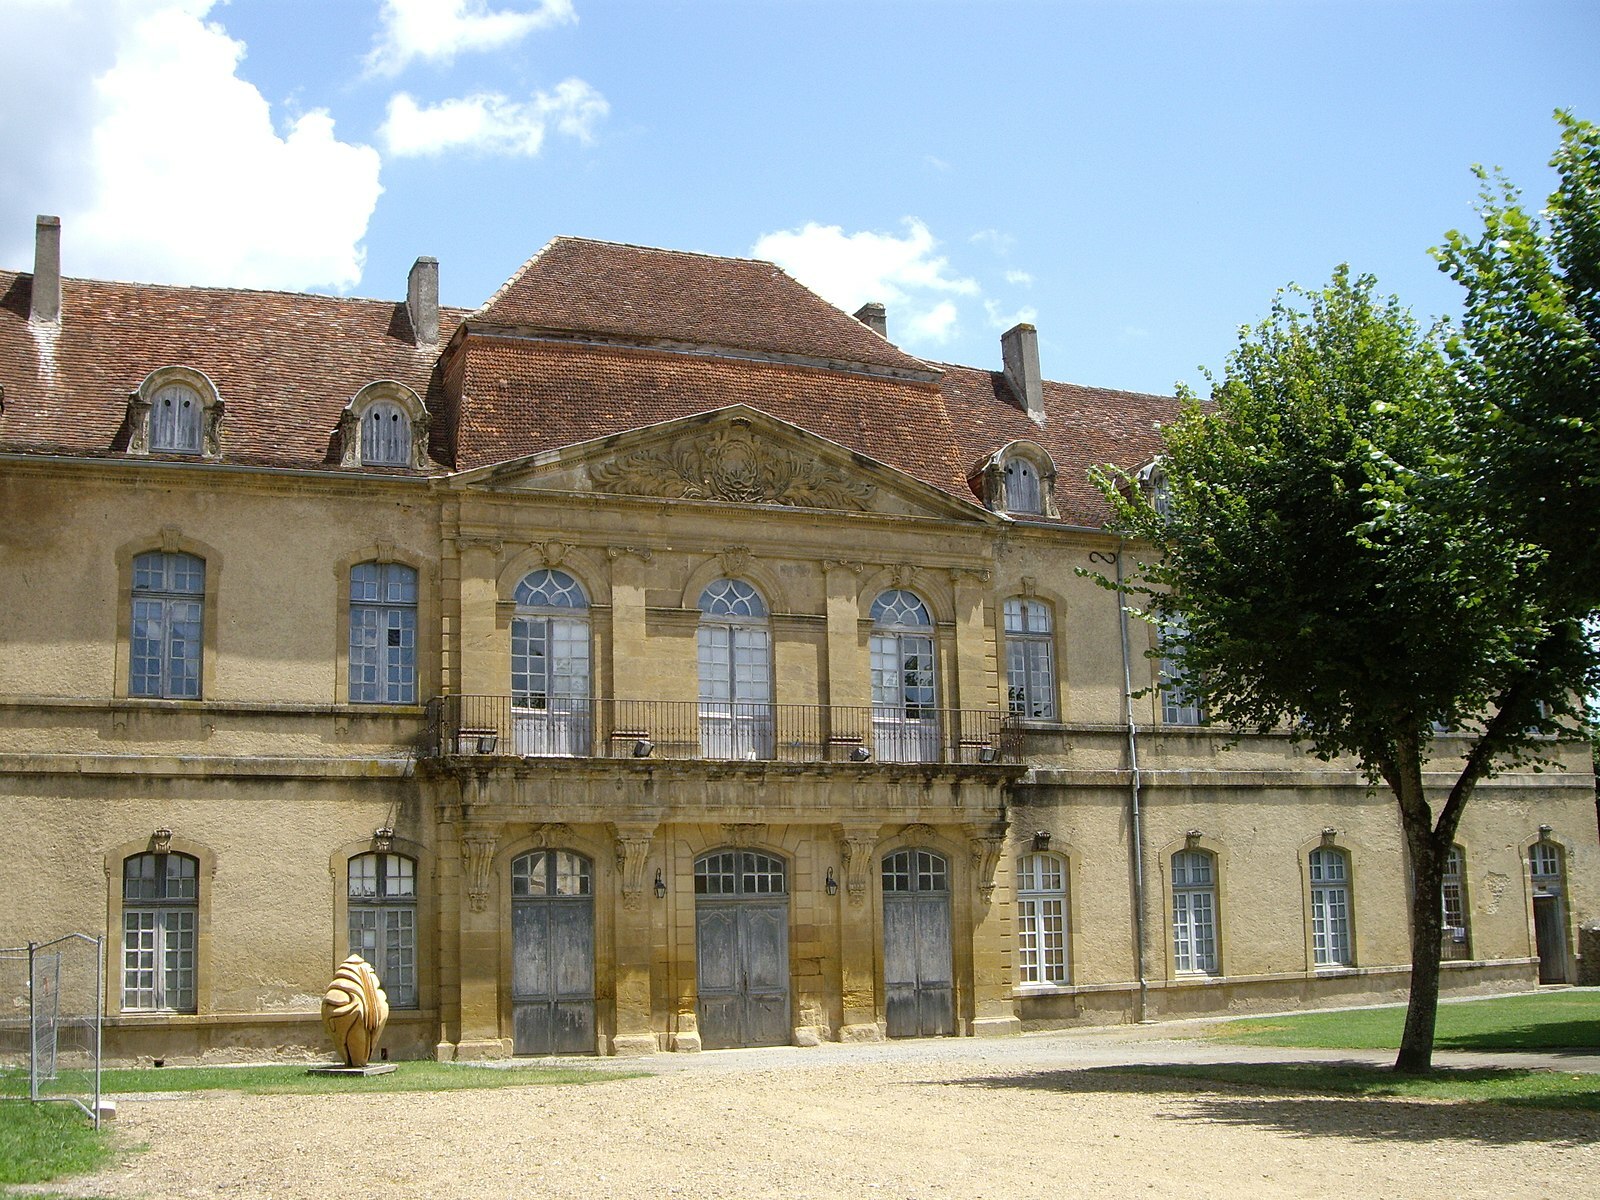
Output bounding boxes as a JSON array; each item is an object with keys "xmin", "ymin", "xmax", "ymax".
[{"xmin": 1096, "ymin": 113, "xmax": 1600, "ymax": 1072}]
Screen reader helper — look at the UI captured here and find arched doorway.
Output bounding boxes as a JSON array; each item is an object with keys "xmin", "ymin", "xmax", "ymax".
[
  {"xmin": 882, "ymin": 847, "xmax": 955, "ymax": 1037},
  {"xmin": 510, "ymin": 849, "xmax": 595, "ymax": 1054},
  {"xmin": 694, "ymin": 849, "xmax": 790, "ymax": 1048}
]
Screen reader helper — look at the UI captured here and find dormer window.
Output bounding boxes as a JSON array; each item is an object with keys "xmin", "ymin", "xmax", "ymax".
[
  {"xmin": 361, "ymin": 401, "xmax": 410, "ymax": 466},
  {"xmin": 1135, "ymin": 459, "xmax": 1172, "ymax": 518},
  {"xmin": 1004, "ymin": 457, "xmax": 1042, "ymax": 514},
  {"xmin": 151, "ymin": 383, "xmax": 203, "ymax": 453},
  {"xmin": 971, "ymin": 439, "xmax": 1058, "ymax": 518},
  {"xmin": 339, "ymin": 381, "xmax": 431, "ymax": 470},
  {"xmin": 126, "ymin": 366, "xmax": 223, "ymax": 458}
]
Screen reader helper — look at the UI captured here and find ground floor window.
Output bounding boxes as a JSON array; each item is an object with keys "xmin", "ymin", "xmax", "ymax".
[
  {"xmin": 1171, "ymin": 849, "xmax": 1218, "ymax": 974},
  {"xmin": 121, "ymin": 851, "xmax": 198, "ymax": 1011},
  {"xmin": 1015, "ymin": 852, "xmax": 1068, "ymax": 985},
  {"xmin": 348, "ymin": 852, "xmax": 417, "ymax": 1007},
  {"xmin": 1309, "ymin": 847, "xmax": 1352, "ymax": 967}
]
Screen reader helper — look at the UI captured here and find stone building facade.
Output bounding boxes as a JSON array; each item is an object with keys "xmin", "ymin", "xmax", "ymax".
[{"xmin": 1, "ymin": 219, "xmax": 1592, "ymax": 1062}]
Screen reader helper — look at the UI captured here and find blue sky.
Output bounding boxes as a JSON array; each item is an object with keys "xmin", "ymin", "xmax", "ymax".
[{"xmin": 2, "ymin": 0, "xmax": 1596, "ymax": 396}]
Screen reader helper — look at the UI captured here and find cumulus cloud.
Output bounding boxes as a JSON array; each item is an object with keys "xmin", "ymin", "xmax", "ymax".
[
  {"xmin": 367, "ymin": 0, "xmax": 576, "ymax": 75},
  {"xmin": 985, "ymin": 299, "xmax": 1040, "ymax": 330},
  {"xmin": 0, "ymin": 0, "xmax": 380, "ymax": 291},
  {"xmin": 381, "ymin": 79, "xmax": 607, "ymax": 157},
  {"xmin": 752, "ymin": 218, "xmax": 978, "ymax": 344},
  {"xmin": 1004, "ymin": 269, "xmax": 1033, "ymax": 286}
]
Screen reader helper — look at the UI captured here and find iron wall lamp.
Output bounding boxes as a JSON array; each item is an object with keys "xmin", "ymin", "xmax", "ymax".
[
  {"xmin": 825, "ymin": 868, "xmax": 838, "ymax": 895},
  {"xmin": 654, "ymin": 868, "xmax": 667, "ymax": 899}
]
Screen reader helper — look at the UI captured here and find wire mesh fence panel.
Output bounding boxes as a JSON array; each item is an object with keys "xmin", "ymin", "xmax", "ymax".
[{"xmin": 0, "ymin": 935, "xmax": 103, "ymax": 1125}]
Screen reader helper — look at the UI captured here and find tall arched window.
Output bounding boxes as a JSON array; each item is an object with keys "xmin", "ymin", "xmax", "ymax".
[
  {"xmin": 348, "ymin": 562, "xmax": 417, "ymax": 704},
  {"xmin": 1441, "ymin": 845, "xmax": 1470, "ymax": 962},
  {"xmin": 870, "ymin": 589, "xmax": 938, "ymax": 762},
  {"xmin": 130, "ymin": 551, "xmax": 204, "ymax": 698},
  {"xmin": 1016, "ymin": 852, "xmax": 1069, "ymax": 985},
  {"xmin": 122, "ymin": 851, "xmax": 198, "ymax": 1011},
  {"xmin": 1003, "ymin": 598, "xmax": 1056, "ymax": 720},
  {"xmin": 1308, "ymin": 847, "xmax": 1353, "ymax": 967},
  {"xmin": 697, "ymin": 579, "xmax": 773, "ymax": 759},
  {"xmin": 1171, "ymin": 849, "xmax": 1219, "ymax": 974},
  {"xmin": 348, "ymin": 852, "xmax": 417, "ymax": 1007},
  {"xmin": 1003, "ymin": 457, "xmax": 1041, "ymax": 514},
  {"xmin": 360, "ymin": 400, "xmax": 411, "ymax": 466},
  {"xmin": 511, "ymin": 569, "xmax": 591, "ymax": 755},
  {"xmin": 149, "ymin": 382, "xmax": 204, "ymax": 453}
]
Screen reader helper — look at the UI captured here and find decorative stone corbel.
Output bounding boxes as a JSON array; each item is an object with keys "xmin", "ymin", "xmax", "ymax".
[
  {"xmin": 838, "ymin": 824, "xmax": 880, "ymax": 904},
  {"xmin": 822, "ymin": 559, "xmax": 865, "ymax": 575},
  {"xmin": 539, "ymin": 541, "xmax": 572, "ymax": 568},
  {"xmin": 947, "ymin": 566, "xmax": 992, "ymax": 585},
  {"xmin": 460, "ymin": 830, "xmax": 498, "ymax": 914},
  {"xmin": 454, "ymin": 536, "xmax": 505, "ymax": 556},
  {"xmin": 612, "ymin": 822, "xmax": 657, "ymax": 910},
  {"xmin": 409, "ymin": 408, "xmax": 432, "ymax": 469},
  {"xmin": 1019, "ymin": 575, "xmax": 1037, "ymax": 597},
  {"xmin": 888, "ymin": 563, "xmax": 919, "ymax": 590},
  {"xmin": 900, "ymin": 822, "xmax": 938, "ymax": 843},
  {"xmin": 719, "ymin": 546, "xmax": 752, "ymax": 577},
  {"xmin": 202, "ymin": 399, "xmax": 225, "ymax": 458},
  {"xmin": 126, "ymin": 391, "xmax": 152, "ymax": 454},
  {"xmin": 965, "ymin": 822, "xmax": 1007, "ymax": 904},
  {"xmin": 528, "ymin": 822, "xmax": 572, "ymax": 850},
  {"xmin": 160, "ymin": 526, "xmax": 183, "ymax": 553},
  {"xmin": 605, "ymin": 545, "xmax": 655, "ymax": 563},
  {"xmin": 337, "ymin": 406, "xmax": 361, "ymax": 467}
]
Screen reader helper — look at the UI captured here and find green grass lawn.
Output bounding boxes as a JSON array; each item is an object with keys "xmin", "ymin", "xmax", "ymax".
[
  {"xmin": 0, "ymin": 1101, "xmax": 114, "ymax": 1191},
  {"xmin": 99, "ymin": 1059, "xmax": 637, "ymax": 1095},
  {"xmin": 1207, "ymin": 991, "xmax": 1600, "ymax": 1051},
  {"xmin": 1099, "ymin": 1061, "xmax": 1600, "ymax": 1110}
]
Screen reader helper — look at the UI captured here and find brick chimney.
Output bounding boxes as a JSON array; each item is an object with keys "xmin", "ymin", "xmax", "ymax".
[
  {"xmin": 30, "ymin": 215, "xmax": 61, "ymax": 325},
  {"xmin": 407, "ymin": 256, "xmax": 439, "ymax": 347},
  {"xmin": 1001, "ymin": 323, "xmax": 1043, "ymax": 422},
  {"xmin": 853, "ymin": 302, "xmax": 887, "ymax": 339}
]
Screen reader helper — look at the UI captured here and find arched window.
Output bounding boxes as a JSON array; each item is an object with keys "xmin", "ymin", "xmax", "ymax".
[
  {"xmin": 348, "ymin": 562, "xmax": 417, "ymax": 704},
  {"xmin": 1308, "ymin": 847, "xmax": 1353, "ymax": 967},
  {"xmin": 348, "ymin": 852, "xmax": 417, "ymax": 1008},
  {"xmin": 1441, "ymin": 845, "xmax": 1470, "ymax": 961},
  {"xmin": 1171, "ymin": 849, "xmax": 1218, "ymax": 974},
  {"xmin": 1003, "ymin": 598, "xmax": 1056, "ymax": 720},
  {"xmin": 870, "ymin": 590, "xmax": 938, "ymax": 762},
  {"xmin": 360, "ymin": 400, "xmax": 411, "ymax": 466},
  {"xmin": 130, "ymin": 551, "xmax": 204, "ymax": 698},
  {"xmin": 511, "ymin": 569, "xmax": 591, "ymax": 755},
  {"xmin": 149, "ymin": 382, "xmax": 204, "ymax": 453},
  {"xmin": 1016, "ymin": 852, "xmax": 1069, "ymax": 985},
  {"xmin": 697, "ymin": 579, "xmax": 773, "ymax": 759},
  {"xmin": 122, "ymin": 851, "xmax": 198, "ymax": 1011},
  {"xmin": 1003, "ymin": 457, "xmax": 1041, "ymax": 514}
]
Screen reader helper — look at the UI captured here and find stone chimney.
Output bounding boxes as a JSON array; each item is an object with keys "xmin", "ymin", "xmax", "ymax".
[
  {"xmin": 853, "ymin": 302, "xmax": 887, "ymax": 340},
  {"xmin": 1001, "ymin": 322, "xmax": 1043, "ymax": 422},
  {"xmin": 407, "ymin": 256, "xmax": 439, "ymax": 347},
  {"xmin": 30, "ymin": 215, "xmax": 61, "ymax": 325}
]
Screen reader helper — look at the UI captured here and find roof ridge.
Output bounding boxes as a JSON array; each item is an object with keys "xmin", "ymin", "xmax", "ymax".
[{"xmin": 0, "ymin": 269, "xmax": 472, "ymax": 314}]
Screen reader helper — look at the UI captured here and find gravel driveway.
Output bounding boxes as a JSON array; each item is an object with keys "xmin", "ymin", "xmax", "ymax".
[{"xmin": 65, "ymin": 1029, "xmax": 1600, "ymax": 1200}]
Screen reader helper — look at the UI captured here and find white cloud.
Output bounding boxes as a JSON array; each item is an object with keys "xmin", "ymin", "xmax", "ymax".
[
  {"xmin": 0, "ymin": 1, "xmax": 381, "ymax": 291},
  {"xmin": 381, "ymin": 79, "xmax": 607, "ymax": 157},
  {"xmin": 985, "ymin": 299, "xmax": 1039, "ymax": 330},
  {"xmin": 969, "ymin": 228, "xmax": 1015, "ymax": 255},
  {"xmin": 752, "ymin": 218, "xmax": 978, "ymax": 344},
  {"xmin": 367, "ymin": 0, "xmax": 576, "ymax": 76},
  {"xmin": 1004, "ymin": 269, "xmax": 1033, "ymax": 286}
]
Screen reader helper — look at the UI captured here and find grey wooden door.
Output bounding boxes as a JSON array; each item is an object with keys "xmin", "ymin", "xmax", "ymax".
[
  {"xmin": 511, "ymin": 850, "xmax": 595, "ymax": 1055},
  {"xmin": 1534, "ymin": 894, "xmax": 1568, "ymax": 983},
  {"xmin": 882, "ymin": 848, "xmax": 955, "ymax": 1038},
  {"xmin": 695, "ymin": 849, "xmax": 790, "ymax": 1049}
]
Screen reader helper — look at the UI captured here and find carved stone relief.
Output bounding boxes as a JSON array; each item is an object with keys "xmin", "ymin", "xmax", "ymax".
[
  {"xmin": 964, "ymin": 822, "xmax": 1007, "ymax": 904},
  {"xmin": 589, "ymin": 426, "xmax": 876, "ymax": 510},
  {"xmin": 839, "ymin": 824, "xmax": 881, "ymax": 904},
  {"xmin": 613, "ymin": 822, "xmax": 657, "ymax": 910},
  {"xmin": 460, "ymin": 831, "xmax": 498, "ymax": 914},
  {"xmin": 721, "ymin": 822, "xmax": 767, "ymax": 848}
]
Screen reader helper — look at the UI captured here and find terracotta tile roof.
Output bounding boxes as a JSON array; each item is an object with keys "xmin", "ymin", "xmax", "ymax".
[
  {"xmin": 0, "ymin": 271, "xmax": 466, "ymax": 471},
  {"xmin": 476, "ymin": 238, "xmax": 932, "ymax": 377}
]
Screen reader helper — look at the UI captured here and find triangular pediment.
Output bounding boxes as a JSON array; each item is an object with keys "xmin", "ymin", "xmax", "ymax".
[{"xmin": 449, "ymin": 405, "xmax": 996, "ymax": 522}]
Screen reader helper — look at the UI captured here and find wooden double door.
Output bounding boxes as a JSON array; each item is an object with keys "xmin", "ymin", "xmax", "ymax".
[
  {"xmin": 510, "ymin": 850, "xmax": 596, "ymax": 1055},
  {"xmin": 695, "ymin": 849, "xmax": 791, "ymax": 1049},
  {"xmin": 882, "ymin": 848, "xmax": 955, "ymax": 1038}
]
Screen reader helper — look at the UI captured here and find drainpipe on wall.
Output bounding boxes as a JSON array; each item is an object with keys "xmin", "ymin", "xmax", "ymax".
[{"xmin": 1115, "ymin": 541, "xmax": 1151, "ymax": 1023}]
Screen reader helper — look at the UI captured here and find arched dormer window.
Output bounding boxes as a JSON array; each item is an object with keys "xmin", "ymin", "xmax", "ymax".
[
  {"xmin": 1135, "ymin": 458, "xmax": 1172, "ymax": 518},
  {"xmin": 971, "ymin": 440, "xmax": 1058, "ymax": 517},
  {"xmin": 126, "ymin": 366, "xmax": 223, "ymax": 458},
  {"xmin": 339, "ymin": 381, "xmax": 431, "ymax": 470}
]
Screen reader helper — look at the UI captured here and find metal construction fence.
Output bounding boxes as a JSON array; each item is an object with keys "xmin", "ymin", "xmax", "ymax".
[{"xmin": 0, "ymin": 934, "xmax": 104, "ymax": 1126}]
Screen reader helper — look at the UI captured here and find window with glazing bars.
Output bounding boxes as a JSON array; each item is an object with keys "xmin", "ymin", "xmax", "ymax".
[
  {"xmin": 349, "ymin": 562, "xmax": 417, "ymax": 703},
  {"xmin": 1016, "ymin": 852, "xmax": 1068, "ymax": 984},
  {"xmin": 1441, "ymin": 845, "xmax": 1470, "ymax": 961},
  {"xmin": 1309, "ymin": 848, "xmax": 1352, "ymax": 966},
  {"xmin": 130, "ymin": 551, "xmax": 204, "ymax": 698},
  {"xmin": 348, "ymin": 852, "xmax": 417, "ymax": 1007},
  {"xmin": 1004, "ymin": 598, "xmax": 1056, "ymax": 720},
  {"xmin": 122, "ymin": 852, "xmax": 197, "ymax": 1011},
  {"xmin": 1171, "ymin": 849, "xmax": 1218, "ymax": 974},
  {"xmin": 1158, "ymin": 616, "xmax": 1204, "ymax": 726}
]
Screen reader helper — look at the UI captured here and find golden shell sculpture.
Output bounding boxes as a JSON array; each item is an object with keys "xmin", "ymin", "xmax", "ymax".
[{"xmin": 321, "ymin": 955, "xmax": 390, "ymax": 1068}]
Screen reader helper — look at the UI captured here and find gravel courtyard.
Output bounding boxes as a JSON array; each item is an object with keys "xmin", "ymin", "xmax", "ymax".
[{"xmin": 69, "ymin": 1031, "xmax": 1600, "ymax": 1200}]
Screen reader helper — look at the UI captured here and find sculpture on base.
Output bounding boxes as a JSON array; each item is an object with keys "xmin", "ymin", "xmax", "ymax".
[{"xmin": 321, "ymin": 955, "xmax": 390, "ymax": 1068}]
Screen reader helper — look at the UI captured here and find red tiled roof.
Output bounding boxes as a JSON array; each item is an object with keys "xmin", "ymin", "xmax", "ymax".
[
  {"xmin": 0, "ymin": 272, "xmax": 466, "ymax": 471},
  {"xmin": 476, "ymin": 238, "xmax": 932, "ymax": 377}
]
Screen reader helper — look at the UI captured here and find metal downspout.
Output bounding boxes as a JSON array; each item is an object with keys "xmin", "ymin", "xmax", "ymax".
[{"xmin": 1115, "ymin": 542, "xmax": 1150, "ymax": 1023}]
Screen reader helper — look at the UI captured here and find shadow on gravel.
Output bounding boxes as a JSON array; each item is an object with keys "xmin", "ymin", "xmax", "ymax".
[{"xmin": 957, "ymin": 1066, "xmax": 1600, "ymax": 1148}]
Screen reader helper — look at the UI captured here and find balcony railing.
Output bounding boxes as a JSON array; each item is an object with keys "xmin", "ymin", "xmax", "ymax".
[{"xmin": 428, "ymin": 696, "xmax": 1021, "ymax": 766}]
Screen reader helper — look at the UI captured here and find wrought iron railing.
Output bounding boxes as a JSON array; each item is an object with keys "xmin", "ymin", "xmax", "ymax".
[{"xmin": 428, "ymin": 696, "xmax": 1021, "ymax": 765}]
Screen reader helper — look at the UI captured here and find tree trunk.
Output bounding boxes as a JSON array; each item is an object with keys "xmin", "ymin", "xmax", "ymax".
[{"xmin": 1396, "ymin": 827, "xmax": 1447, "ymax": 1074}]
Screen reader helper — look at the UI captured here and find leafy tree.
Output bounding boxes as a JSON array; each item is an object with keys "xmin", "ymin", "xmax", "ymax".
[{"xmin": 1096, "ymin": 115, "xmax": 1599, "ymax": 1073}]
